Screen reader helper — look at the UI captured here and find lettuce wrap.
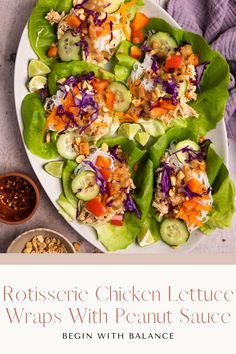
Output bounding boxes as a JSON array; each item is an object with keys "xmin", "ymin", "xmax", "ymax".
[
  {"xmin": 28, "ymin": 0, "xmax": 143, "ymax": 67},
  {"xmin": 115, "ymin": 19, "xmax": 230, "ymax": 137},
  {"xmin": 28, "ymin": 0, "xmax": 73, "ymax": 65},
  {"xmin": 147, "ymin": 127, "xmax": 235, "ymax": 244},
  {"xmin": 59, "ymin": 136, "xmax": 153, "ymax": 251},
  {"xmin": 21, "ymin": 61, "xmax": 114, "ymax": 160}
]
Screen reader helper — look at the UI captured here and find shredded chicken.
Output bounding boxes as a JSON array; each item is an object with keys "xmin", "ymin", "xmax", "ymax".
[
  {"xmin": 45, "ymin": 10, "xmax": 65, "ymax": 25},
  {"xmin": 129, "ymin": 43, "xmax": 200, "ymax": 125}
]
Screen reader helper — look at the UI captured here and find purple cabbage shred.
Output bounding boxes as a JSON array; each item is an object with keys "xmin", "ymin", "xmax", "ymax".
[
  {"xmin": 76, "ymin": 40, "xmax": 89, "ymax": 59},
  {"xmin": 160, "ymin": 165, "xmax": 173, "ymax": 197},
  {"xmin": 182, "ymin": 185, "xmax": 212, "ymax": 199},
  {"xmin": 109, "ymin": 21, "xmax": 113, "ymax": 43},
  {"xmin": 195, "ymin": 62, "xmax": 210, "ymax": 90},
  {"xmin": 163, "ymin": 79, "xmax": 178, "ymax": 105},
  {"xmin": 39, "ymin": 87, "xmax": 47, "ymax": 102},
  {"xmin": 124, "ymin": 194, "xmax": 141, "ymax": 219},
  {"xmin": 74, "ymin": 0, "xmax": 89, "ymax": 9},
  {"xmin": 94, "ymin": 12, "xmax": 108, "ymax": 26},
  {"xmin": 154, "ymin": 77, "xmax": 179, "ymax": 105},
  {"xmin": 83, "ymin": 160, "xmax": 107, "ymax": 194},
  {"xmin": 151, "ymin": 56, "xmax": 159, "ymax": 72},
  {"xmin": 174, "ymin": 139, "xmax": 211, "ymax": 163},
  {"xmin": 141, "ymin": 42, "xmax": 151, "ymax": 52},
  {"xmin": 108, "ymin": 145, "xmax": 124, "ymax": 163},
  {"xmin": 56, "ymin": 72, "xmax": 98, "ymax": 134}
]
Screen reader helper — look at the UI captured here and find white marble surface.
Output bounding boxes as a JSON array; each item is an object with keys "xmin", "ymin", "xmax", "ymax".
[{"xmin": 0, "ymin": 0, "xmax": 235, "ymax": 253}]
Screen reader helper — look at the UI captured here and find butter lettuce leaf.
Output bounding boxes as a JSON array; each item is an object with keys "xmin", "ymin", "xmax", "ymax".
[
  {"xmin": 201, "ymin": 148, "xmax": 235, "ymax": 234},
  {"xmin": 94, "ymin": 213, "xmax": 140, "ymax": 252},
  {"xmin": 48, "ymin": 60, "xmax": 114, "ymax": 95},
  {"xmin": 94, "ymin": 157, "xmax": 154, "ymax": 251},
  {"xmin": 21, "ymin": 93, "xmax": 59, "ymax": 159},
  {"xmin": 28, "ymin": 0, "xmax": 73, "ymax": 65}
]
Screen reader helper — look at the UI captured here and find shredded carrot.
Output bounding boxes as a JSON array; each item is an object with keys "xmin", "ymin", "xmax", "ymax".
[
  {"xmin": 118, "ymin": 0, "xmax": 137, "ymax": 41},
  {"xmin": 189, "ymin": 217, "xmax": 203, "ymax": 227},
  {"xmin": 113, "ymin": 110, "xmax": 140, "ymax": 123},
  {"xmin": 73, "ymin": 86, "xmax": 80, "ymax": 95},
  {"xmin": 43, "ymin": 89, "xmax": 81, "ymax": 133},
  {"xmin": 43, "ymin": 108, "xmax": 66, "ymax": 133},
  {"xmin": 176, "ymin": 196, "xmax": 212, "ymax": 228},
  {"xmin": 107, "ymin": 15, "xmax": 117, "ymax": 22},
  {"xmin": 198, "ymin": 161, "xmax": 206, "ymax": 172},
  {"xmin": 94, "ymin": 122, "xmax": 108, "ymax": 127},
  {"xmin": 61, "ymin": 91, "xmax": 75, "ymax": 110},
  {"xmin": 185, "ymin": 91, "xmax": 192, "ymax": 100}
]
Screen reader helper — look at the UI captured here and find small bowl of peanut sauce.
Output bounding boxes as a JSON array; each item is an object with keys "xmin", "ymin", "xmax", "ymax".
[{"xmin": 0, "ymin": 172, "xmax": 40, "ymax": 225}]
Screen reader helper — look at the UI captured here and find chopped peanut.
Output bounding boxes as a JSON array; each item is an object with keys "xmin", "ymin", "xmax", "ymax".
[{"xmin": 79, "ymin": 142, "xmax": 90, "ymax": 155}]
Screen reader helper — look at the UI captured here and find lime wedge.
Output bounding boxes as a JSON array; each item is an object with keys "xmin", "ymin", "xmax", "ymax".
[
  {"xmin": 118, "ymin": 123, "xmax": 141, "ymax": 140},
  {"xmin": 140, "ymin": 120, "xmax": 165, "ymax": 138},
  {"xmin": 135, "ymin": 131, "xmax": 150, "ymax": 146},
  {"xmin": 44, "ymin": 161, "xmax": 64, "ymax": 178},
  {"xmin": 28, "ymin": 59, "xmax": 51, "ymax": 78},
  {"xmin": 137, "ymin": 229, "xmax": 156, "ymax": 247},
  {"xmin": 28, "ymin": 75, "xmax": 47, "ymax": 92}
]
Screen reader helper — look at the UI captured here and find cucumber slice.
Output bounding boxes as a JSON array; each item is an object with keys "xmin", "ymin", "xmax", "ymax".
[
  {"xmin": 175, "ymin": 139, "xmax": 200, "ymax": 164},
  {"xmin": 56, "ymin": 131, "xmax": 77, "ymax": 160},
  {"xmin": 106, "ymin": 0, "xmax": 123, "ymax": 14},
  {"xmin": 160, "ymin": 219, "xmax": 190, "ymax": 246},
  {"xmin": 149, "ymin": 32, "xmax": 177, "ymax": 53},
  {"xmin": 58, "ymin": 31, "xmax": 81, "ymax": 62},
  {"xmin": 71, "ymin": 171, "xmax": 100, "ymax": 201},
  {"xmin": 140, "ymin": 120, "xmax": 165, "ymax": 138},
  {"xmin": 58, "ymin": 207, "xmax": 73, "ymax": 222},
  {"xmin": 108, "ymin": 82, "xmax": 132, "ymax": 112},
  {"xmin": 126, "ymin": 7, "xmax": 137, "ymax": 21},
  {"xmin": 57, "ymin": 194, "xmax": 77, "ymax": 220},
  {"xmin": 178, "ymin": 81, "xmax": 187, "ymax": 99}
]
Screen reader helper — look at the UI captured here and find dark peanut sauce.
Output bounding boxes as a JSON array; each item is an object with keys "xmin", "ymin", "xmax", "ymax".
[{"xmin": 0, "ymin": 176, "xmax": 36, "ymax": 220}]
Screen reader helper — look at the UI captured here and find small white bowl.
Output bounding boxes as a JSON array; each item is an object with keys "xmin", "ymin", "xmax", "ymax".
[{"xmin": 7, "ymin": 228, "xmax": 76, "ymax": 254}]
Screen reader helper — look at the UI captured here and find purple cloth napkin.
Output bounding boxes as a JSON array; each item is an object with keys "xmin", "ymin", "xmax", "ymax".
[{"xmin": 166, "ymin": 0, "xmax": 236, "ymax": 138}]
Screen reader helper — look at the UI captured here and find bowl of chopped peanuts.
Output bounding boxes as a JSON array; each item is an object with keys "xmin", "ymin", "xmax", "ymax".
[{"xmin": 7, "ymin": 228, "xmax": 76, "ymax": 254}]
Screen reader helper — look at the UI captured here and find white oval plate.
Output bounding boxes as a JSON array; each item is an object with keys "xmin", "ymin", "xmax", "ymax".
[{"xmin": 14, "ymin": 0, "xmax": 228, "ymax": 253}]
